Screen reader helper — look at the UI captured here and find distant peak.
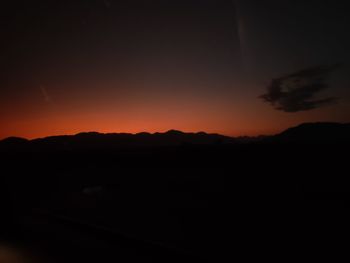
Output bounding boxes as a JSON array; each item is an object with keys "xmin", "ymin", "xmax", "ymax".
[
  {"xmin": 136, "ymin": 132, "xmax": 151, "ymax": 136},
  {"xmin": 1, "ymin": 137, "xmax": 28, "ymax": 143},
  {"xmin": 165, "ymin": 130, "xmax": 185, "ymax": 135},
  {"xmin": 275, "ymin": 122, "xmax": 350, "ymax": 142}
]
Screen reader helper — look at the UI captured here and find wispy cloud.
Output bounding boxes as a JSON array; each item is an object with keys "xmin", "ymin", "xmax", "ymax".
[{"xmin": 260, "ymin": 64, "xmax": 340, "ymax": 112}]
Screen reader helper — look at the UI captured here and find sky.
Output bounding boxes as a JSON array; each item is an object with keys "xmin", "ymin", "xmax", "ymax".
[{"xmin": 1, "ymin": 0, "xmax": 350, "ymax": 139}]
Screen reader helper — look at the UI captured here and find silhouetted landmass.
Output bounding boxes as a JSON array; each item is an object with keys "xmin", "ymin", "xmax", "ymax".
[
  {"xmin": 0, "ymin": 137, "xmax": 29, "ymax": 150},
  {"xmin": 0, "ymin": 130, "xmax": 235, "ymax": 152},
  {"xmin": 1, "ymin": 122, "xmax": 350, "ymax": 152},
  {"xmin": 1, "ymin": 122, "xmax": 349, "ymax": 262},
  {"xmin": 272, "ymin": 122, "xmax": 350, "ymax": 142}
]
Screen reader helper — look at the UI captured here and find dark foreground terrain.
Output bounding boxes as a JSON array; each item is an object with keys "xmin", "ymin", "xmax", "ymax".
[{"xmin": 1, "ymin": 123, "xmax": 349, "ymax": 262}]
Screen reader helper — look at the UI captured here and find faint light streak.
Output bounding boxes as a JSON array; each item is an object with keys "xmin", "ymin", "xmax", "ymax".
[{"xmin": 40, "ymin": 85, "xmax": 51, "ymax": 103}]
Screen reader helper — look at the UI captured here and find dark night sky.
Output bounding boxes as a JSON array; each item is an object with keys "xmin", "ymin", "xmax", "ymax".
[{"xmin": 1, "ymin": 0, "xmax": 350, "ymax": 138}]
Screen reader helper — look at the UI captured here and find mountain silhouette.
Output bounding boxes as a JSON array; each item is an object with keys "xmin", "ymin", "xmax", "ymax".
[
  {"xmin": 0, "ymin": 137, "xmax": 29, "ymax": 151},
  {"xmin": 1, "ymin": 122, "xmax": 349, "ymax": 262},
  {"xmin": 1, "ymin": 122, "xmax": 350, "ymax": 152},
  {"xmin": 0, "ymin": 130, "xmax": 235, "ymax": 151},
  {"xmin": 272, "ymin": 122, "xmax": 350, "ymax": 143}
]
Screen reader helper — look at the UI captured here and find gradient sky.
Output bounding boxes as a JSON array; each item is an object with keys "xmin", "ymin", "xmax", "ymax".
[{"xmin": 1, "ymin": 0, "xmax": 350, "ymax": 139}]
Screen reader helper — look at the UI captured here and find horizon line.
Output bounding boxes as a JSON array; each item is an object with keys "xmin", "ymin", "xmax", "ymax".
[{"xmin": 1, "ymin": 121, "xmax": 348, "ymax": 141}]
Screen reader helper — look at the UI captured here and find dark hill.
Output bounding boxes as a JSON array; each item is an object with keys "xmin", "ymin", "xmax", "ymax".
[
  {"xmin": 0, "ymin": 137, "xmax": 29, "ymax": 150},
  {"xmin": 1, "ymin": 122, "xmax": 350, "ymax": 151},
  {"xmin": 0, "ymin": 130, "xmax": 235, "ymax": 151},
  {"xmin": 1, "ymin": 122, "xmax": 349, "ymax": 261},
  {"xmin": 272, "ymin": 122, "xmax": 350, "ymax": 143}
]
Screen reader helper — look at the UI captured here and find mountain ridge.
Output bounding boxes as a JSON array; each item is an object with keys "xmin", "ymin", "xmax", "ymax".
[
  {"xmin": 0, "ymin": 129, "xmax": 235, "ymax": 151},
  {"xmin": 273, "ymin": 122, "xmax": 350, "ymax": 142},
  {"xmin": 1, "ymin": 122, "xmax": 350, "ymax": 150}
]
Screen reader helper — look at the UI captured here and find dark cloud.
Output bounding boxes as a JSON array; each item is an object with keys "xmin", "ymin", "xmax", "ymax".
[{"xmin": 260, "ymin": 64, "xmax": 340, "ymax": 112}]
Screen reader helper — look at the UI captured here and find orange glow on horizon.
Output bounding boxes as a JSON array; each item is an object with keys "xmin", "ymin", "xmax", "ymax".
[{"xmin": 1, "ymin": 83, "xmax": 348, "ymax": 140}]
